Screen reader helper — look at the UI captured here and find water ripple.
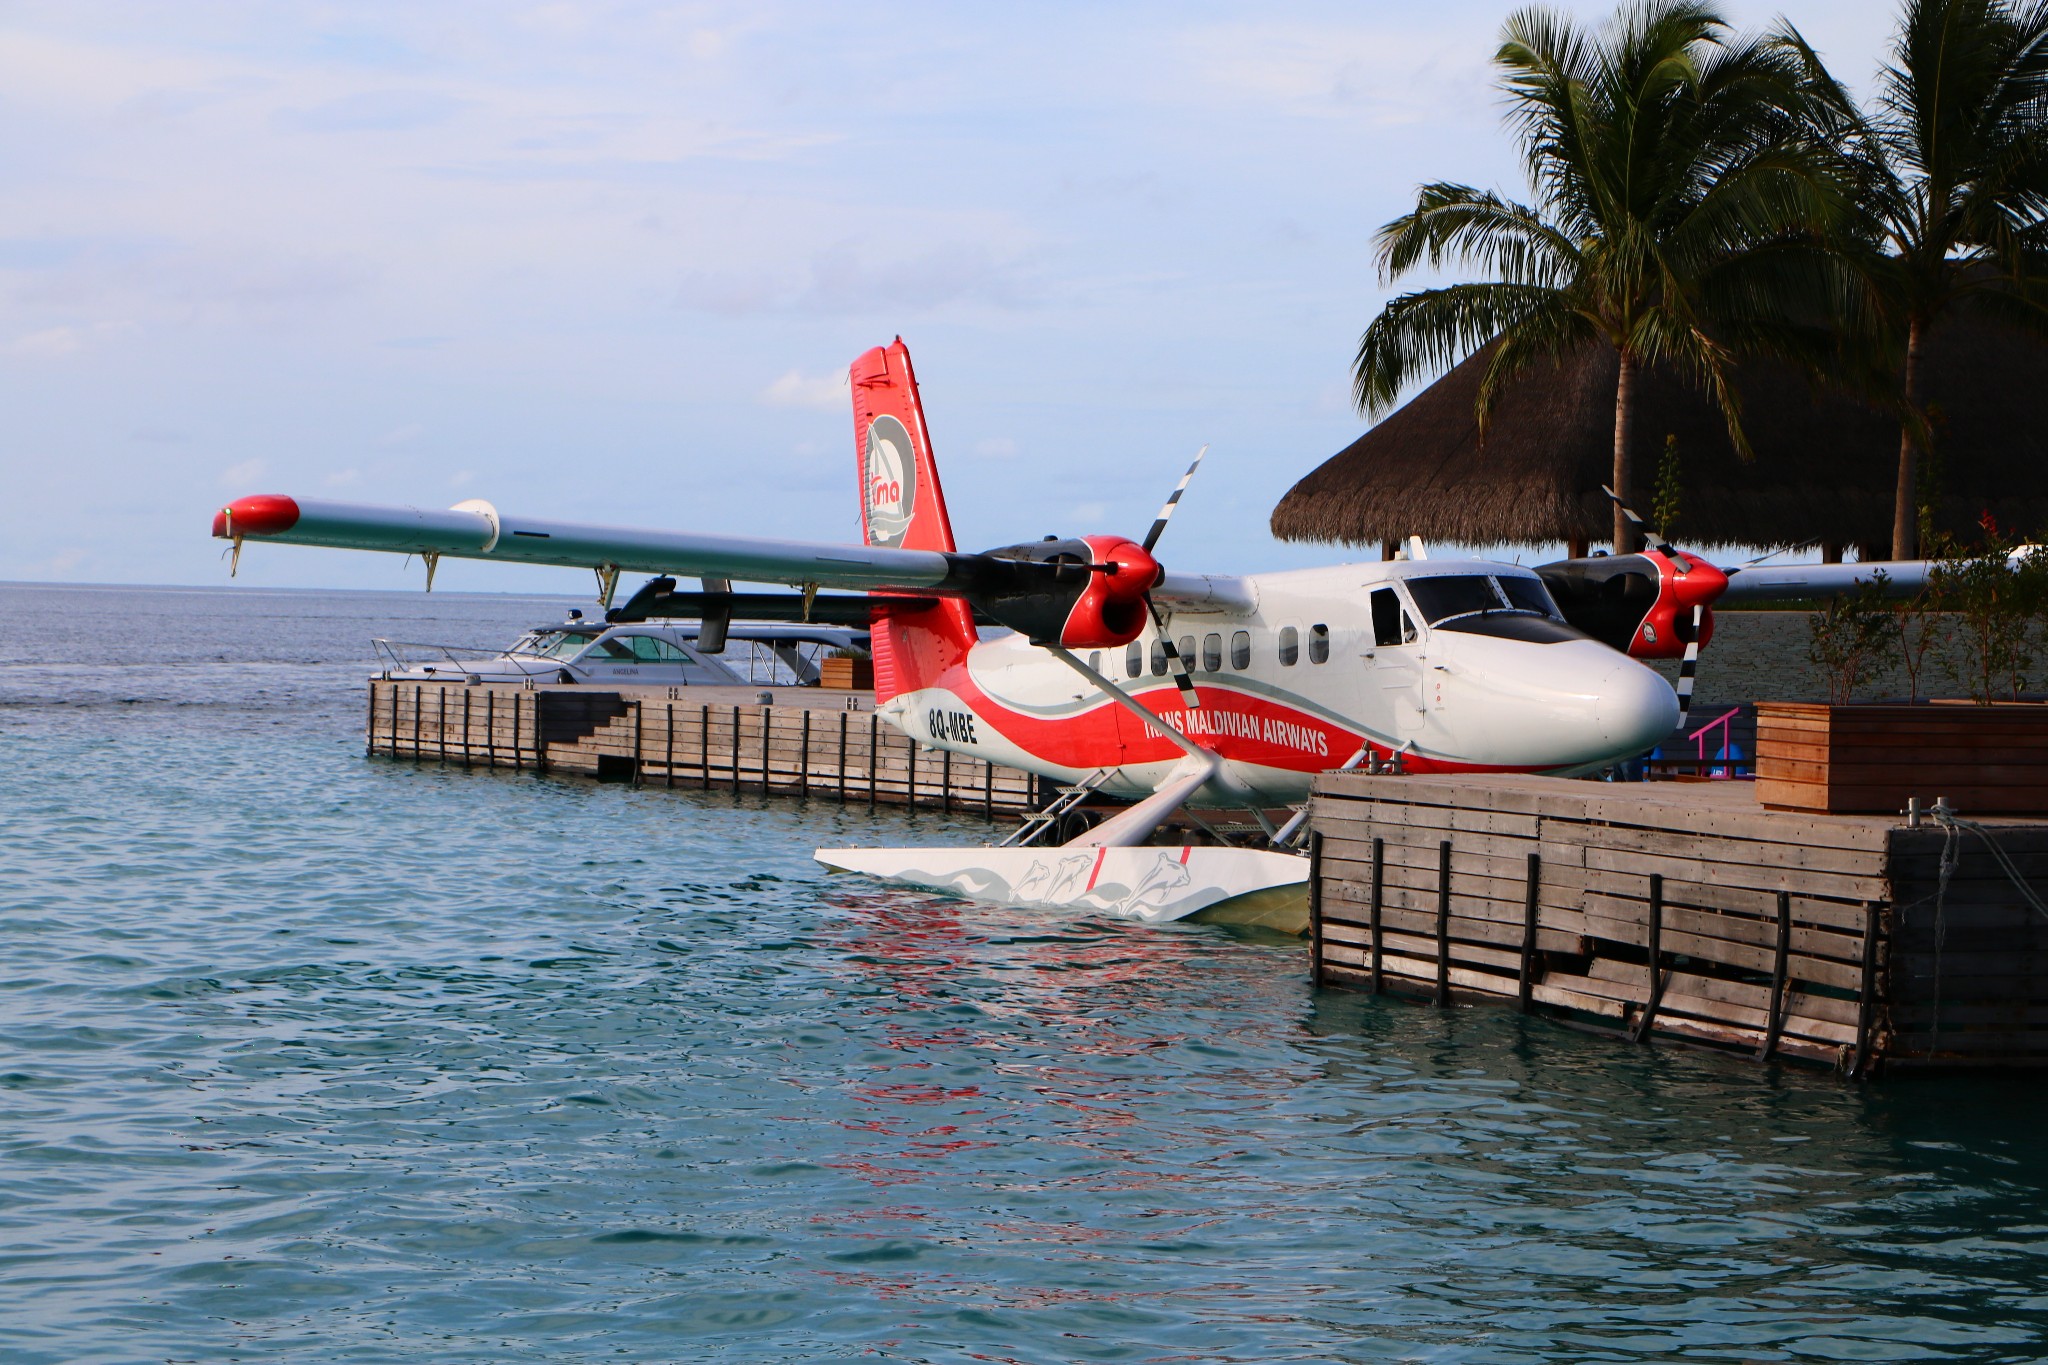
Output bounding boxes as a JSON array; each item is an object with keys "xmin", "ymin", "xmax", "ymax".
[{"xmin": 6, "ymin": 583, "xmax": 2048, "ymax": 1362}]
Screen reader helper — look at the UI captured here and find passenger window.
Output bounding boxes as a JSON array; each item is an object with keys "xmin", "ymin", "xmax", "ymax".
[
  {"xmin": 1371, "ymin": 589, "xmax": 1404, "ymax": 648},
  {"xmin": 1278, "ymin": 625, "xmax": 1299, "ymax": 666},
  {"xmin": 1309, "ymin": 624, "xmax": 1330, "ymax": 664},
  {"xmin": 1230, "ymin": 631, "xmax": 1251, "ymax": 670},
  {"xmin": 1088, "ymin": 650, "xmax": 1102, "ymax": 674},
  {"xmin": 1202, "ymin": 633, "xmax": 1222, "ymax": 671},
  {"xmin": 1126, "ymin": 641, "xmax": 1144, "ymax": 676},
  {"xmin": 1178, "ymin": 636, "xmax": 1196, "ymax": 669},
  {"xmin": 1150, "ymin": 640, "xmax": 1169, "ymax": 676}
]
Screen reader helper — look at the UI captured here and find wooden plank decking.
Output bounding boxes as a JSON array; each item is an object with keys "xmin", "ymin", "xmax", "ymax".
[{"xmin": 365, "ymin": 678, "xmax": 1041, "ymax": 816}]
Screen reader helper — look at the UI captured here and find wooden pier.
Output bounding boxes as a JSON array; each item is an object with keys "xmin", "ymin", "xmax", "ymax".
[
  {"xmin": 1307, "ymin": 772, "xmax": 2048, "ymax": 1071},
  {"xmin": 366, "ymin": 678, "xmax": 1041, "ymax": 815}
]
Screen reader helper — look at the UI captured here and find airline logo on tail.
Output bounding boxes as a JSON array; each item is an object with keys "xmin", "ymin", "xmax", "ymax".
[{"xmin": 864, "ymin": 414, "xmax": 917, "ymax": 548}]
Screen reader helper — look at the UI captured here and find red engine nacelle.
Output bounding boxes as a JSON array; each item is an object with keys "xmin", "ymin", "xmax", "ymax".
[
  {"xmin": 1056, "ymin": 535, "xmax": 1161, "ymax": 647},
  {"xmin": 966, "ymin": 533, "xmax": 1163, "ymax": 648},
  {"xmin": 1629, "ymin": 549, "xmax": 1728, "ymax": 659}
]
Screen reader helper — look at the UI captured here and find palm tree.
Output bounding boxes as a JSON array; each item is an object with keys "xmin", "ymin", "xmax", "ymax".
[
  {"xmin": 1791, "ymin": 0, "xmax": 2048, "ymax": 559},
  {"xmin": 1353, "ymin": 0, "xmax": 1847, "ymax": 554}
]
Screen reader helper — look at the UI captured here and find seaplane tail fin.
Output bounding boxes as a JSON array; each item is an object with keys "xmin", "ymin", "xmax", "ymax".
[{"xmin": 850, "ymin": 338, "xmax": 977, "ymax": 700}]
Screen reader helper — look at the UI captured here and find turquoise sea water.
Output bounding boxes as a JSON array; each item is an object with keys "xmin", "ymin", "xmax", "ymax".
[{"xmin": 6, "ymin": 581, "xmax": 2048, "ymax": 1364}]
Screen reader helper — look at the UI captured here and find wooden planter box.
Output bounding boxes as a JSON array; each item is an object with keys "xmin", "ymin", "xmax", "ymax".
[
  {"xmin": 818, "ymin": 656, "xmax": 874, "ymax": 691},
  {"xmin": 1756, "ymin": 701, "xmax": 2048, "ymax": 814}
]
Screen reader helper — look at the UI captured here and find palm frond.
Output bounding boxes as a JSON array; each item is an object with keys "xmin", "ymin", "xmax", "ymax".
[
  {"xmin": 1352, "ymin": 282, "xmax": 1575, "ymax": 416},
  {"xmin": 1375, "ymin": 185, "xmax": 1581, "ymax": 287}
]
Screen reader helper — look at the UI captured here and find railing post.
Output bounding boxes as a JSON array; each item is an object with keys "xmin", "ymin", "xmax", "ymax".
[
  {"xmin": 838, "ymin": 710, "xmax": 849, "ymax": 802},
  {"xmin": 868, "ymin": 714, "xmax": 879, "ymax": 809},
  {"xmin": 1519, "ymin": 852, "xmax": 1541, "ymax": 1014},
  {"xmin": 1630, "ymin": 873, "xmax": 1667, "ymax": 1043},
  {"xmin": 665, "ymin": 701, "xmax": 675, "ymax": 788},
  {"xmin": 1308, "ymin": 830, "xmax": 1325, "ymax": 988},
  {"xmin": 1756, "ymin": 890, "xmax": 1791, "ymax": 1061},
  {"xmin": 1851, "ymin": 901, "xmax": 1884, "ymax": 1078},
  {"xmin": 699, "ymin": 703, "xmax": 710, "ymax": 788},
  {"xmin": 1434, "ymin": 839, "xmax": 1452, "ymax": 1007},
  {"xmin": 1369, "ymin": 835, "xmax": 1385, "ymax": 996}
]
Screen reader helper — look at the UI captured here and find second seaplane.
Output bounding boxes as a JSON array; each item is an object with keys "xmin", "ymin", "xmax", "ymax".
[{"xmin": 210, "ymin": 340, "xmax": 1924, "ymax": 925}]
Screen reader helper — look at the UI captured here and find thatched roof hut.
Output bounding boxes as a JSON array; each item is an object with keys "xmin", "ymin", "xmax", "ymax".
[{"xmin": 1271, "ymin": 312, "xmax": 2048, "ymax": 554}]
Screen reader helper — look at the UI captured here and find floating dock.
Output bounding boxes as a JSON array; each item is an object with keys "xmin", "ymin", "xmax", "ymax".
[
  {"xmin": 366, "ymin": 678, "xmax": 1041, "ymax": 815},
  {"xmin": 1307, "ymin": 772, "xmax": 2048, "ymax": 1071}
]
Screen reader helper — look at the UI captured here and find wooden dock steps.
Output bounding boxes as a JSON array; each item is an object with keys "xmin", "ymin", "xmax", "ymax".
[{"xmin": 1308, "ymin": 772, "xmax": 2048, "ymax": 1070}]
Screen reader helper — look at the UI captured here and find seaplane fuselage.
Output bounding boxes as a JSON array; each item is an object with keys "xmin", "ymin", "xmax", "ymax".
[{"xmin": 889, "ymin": 558, "xmax": 1677, "ymax": 807}]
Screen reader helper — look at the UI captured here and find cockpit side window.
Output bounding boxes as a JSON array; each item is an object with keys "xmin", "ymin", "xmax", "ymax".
[{"xmin": 1370, "ymin": 588, "xmax": 1405, "ymax": 647}]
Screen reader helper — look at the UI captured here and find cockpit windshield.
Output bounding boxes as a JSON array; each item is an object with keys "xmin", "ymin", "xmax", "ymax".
[{"xmin": 1405, "ymin": 573, "xmax": 1561, "ymax": 625}]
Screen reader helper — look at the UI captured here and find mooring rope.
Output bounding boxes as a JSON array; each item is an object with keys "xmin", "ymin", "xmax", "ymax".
[{"xmin": 1924, "ymin": 801, "xmax": 2048, "ymax": 1054}]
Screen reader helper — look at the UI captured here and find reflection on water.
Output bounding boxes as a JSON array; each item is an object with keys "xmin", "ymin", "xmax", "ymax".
[{"xmin": 4, "ymin": 582, "xmax": 2047, "ymax": 1363}]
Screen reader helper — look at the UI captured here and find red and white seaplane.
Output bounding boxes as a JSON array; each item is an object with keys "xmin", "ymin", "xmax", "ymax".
[{"xmin": 210, "ymin": 340, "xmax": 1924, "ymax": 926}]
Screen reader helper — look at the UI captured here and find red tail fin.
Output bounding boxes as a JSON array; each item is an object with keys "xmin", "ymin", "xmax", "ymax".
[{"xmin": 850, "ymin": 339, "xmax": 977, "ymax": 700}]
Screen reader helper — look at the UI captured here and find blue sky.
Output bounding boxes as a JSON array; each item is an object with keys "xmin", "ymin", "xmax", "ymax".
[{"xmin": 1, "ymin": 1, "xmax": 1899, "ymax": 594}]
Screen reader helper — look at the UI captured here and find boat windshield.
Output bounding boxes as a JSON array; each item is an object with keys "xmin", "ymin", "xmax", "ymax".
[
  {"xmin": 1404, "ymin": 573, "xmax": 1560, "ymax": 624},
  {"xmin": 511, "ymin": 629, "xmax": 599, "ymax": 660}
]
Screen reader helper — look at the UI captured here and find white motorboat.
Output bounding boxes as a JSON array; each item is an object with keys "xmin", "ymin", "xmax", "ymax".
[{"xmin": 375, "ymin": 614, "xmax": 869, "ymax": 687}]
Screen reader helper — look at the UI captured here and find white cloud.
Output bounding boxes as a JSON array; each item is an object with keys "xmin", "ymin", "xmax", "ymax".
[
  {"xmin": 8, "ymin": 320, "xmax": 134, "ymax": 357},
  {"xmin": 448, "ymin": 469, "xmax": 476, "ymax": 489},
  {"xmin": 760, "ymin": 368, "xmax": 848, "ymax": 410},
  {"xmin": 324, "ymin": 468, "xmax": 362, "ymax": 489},
  {"xmin": 973, "ymin": 437, "xmax": 1017, "ymax": 458},
  {"xmin": 379, "ymin": 423, "xmax": 423, "ymax": 447},
  {"xmin": 220, "ymin": 457, "xmax": 267, "ymax": 488}
]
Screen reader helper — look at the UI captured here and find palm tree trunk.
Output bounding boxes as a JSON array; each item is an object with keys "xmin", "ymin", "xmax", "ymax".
[
  {"xmin": 1612, "ymin": 350, "xmax": 1638, "ymax": 554},
  {"xmin": 1892, "ymin": 317, "xmax": 1925, "ymax": 560}
]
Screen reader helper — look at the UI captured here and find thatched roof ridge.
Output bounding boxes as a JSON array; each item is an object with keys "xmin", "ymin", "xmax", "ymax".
[{"xmin": 1272, "ymin": 314, "xmax": 2048, "ymax": 550}]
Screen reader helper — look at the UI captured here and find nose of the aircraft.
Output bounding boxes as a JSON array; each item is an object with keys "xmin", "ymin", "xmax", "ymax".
[{"xmin": 1594, "ymin": 660, "xmax": 1680, "ymax": 753}]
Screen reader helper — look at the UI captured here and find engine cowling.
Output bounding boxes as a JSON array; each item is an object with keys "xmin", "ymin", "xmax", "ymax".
[
  {"xmin": 966, "ymin": 534, "xmax": 1161, "ymax": 647},
  {"xmin": 1534, "ymin": 549, "xmax": 1729, "ymax": 659}
]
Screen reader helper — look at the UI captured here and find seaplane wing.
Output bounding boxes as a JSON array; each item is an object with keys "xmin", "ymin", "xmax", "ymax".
[
  {"xmin": 212, "ymin": 493, "xmax": 1254, "ymax": 618},
  {"xmin": 212, "ymin": 494, "xmax": 958, "ymax": 593},
  {"xmin": 1717, "ymin": 559, "xmax": 1937, "ymax": 603}
]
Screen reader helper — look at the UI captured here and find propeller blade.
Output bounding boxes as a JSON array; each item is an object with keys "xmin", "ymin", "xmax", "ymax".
[
  {"xmin": 1675, "ymin": 605, "xmax": 1702, "ymax": 729},
  {"xmin": 1148, "ymin": 602, "xmax": 1202, "ymax": 709},
  {"xmin": 1599, "ymin": 484, "xmax": 1675, "ymax": 557},
  {"xmin": 1141, "ymin": 445, "xmax": 1208, "ymax": 554}
]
